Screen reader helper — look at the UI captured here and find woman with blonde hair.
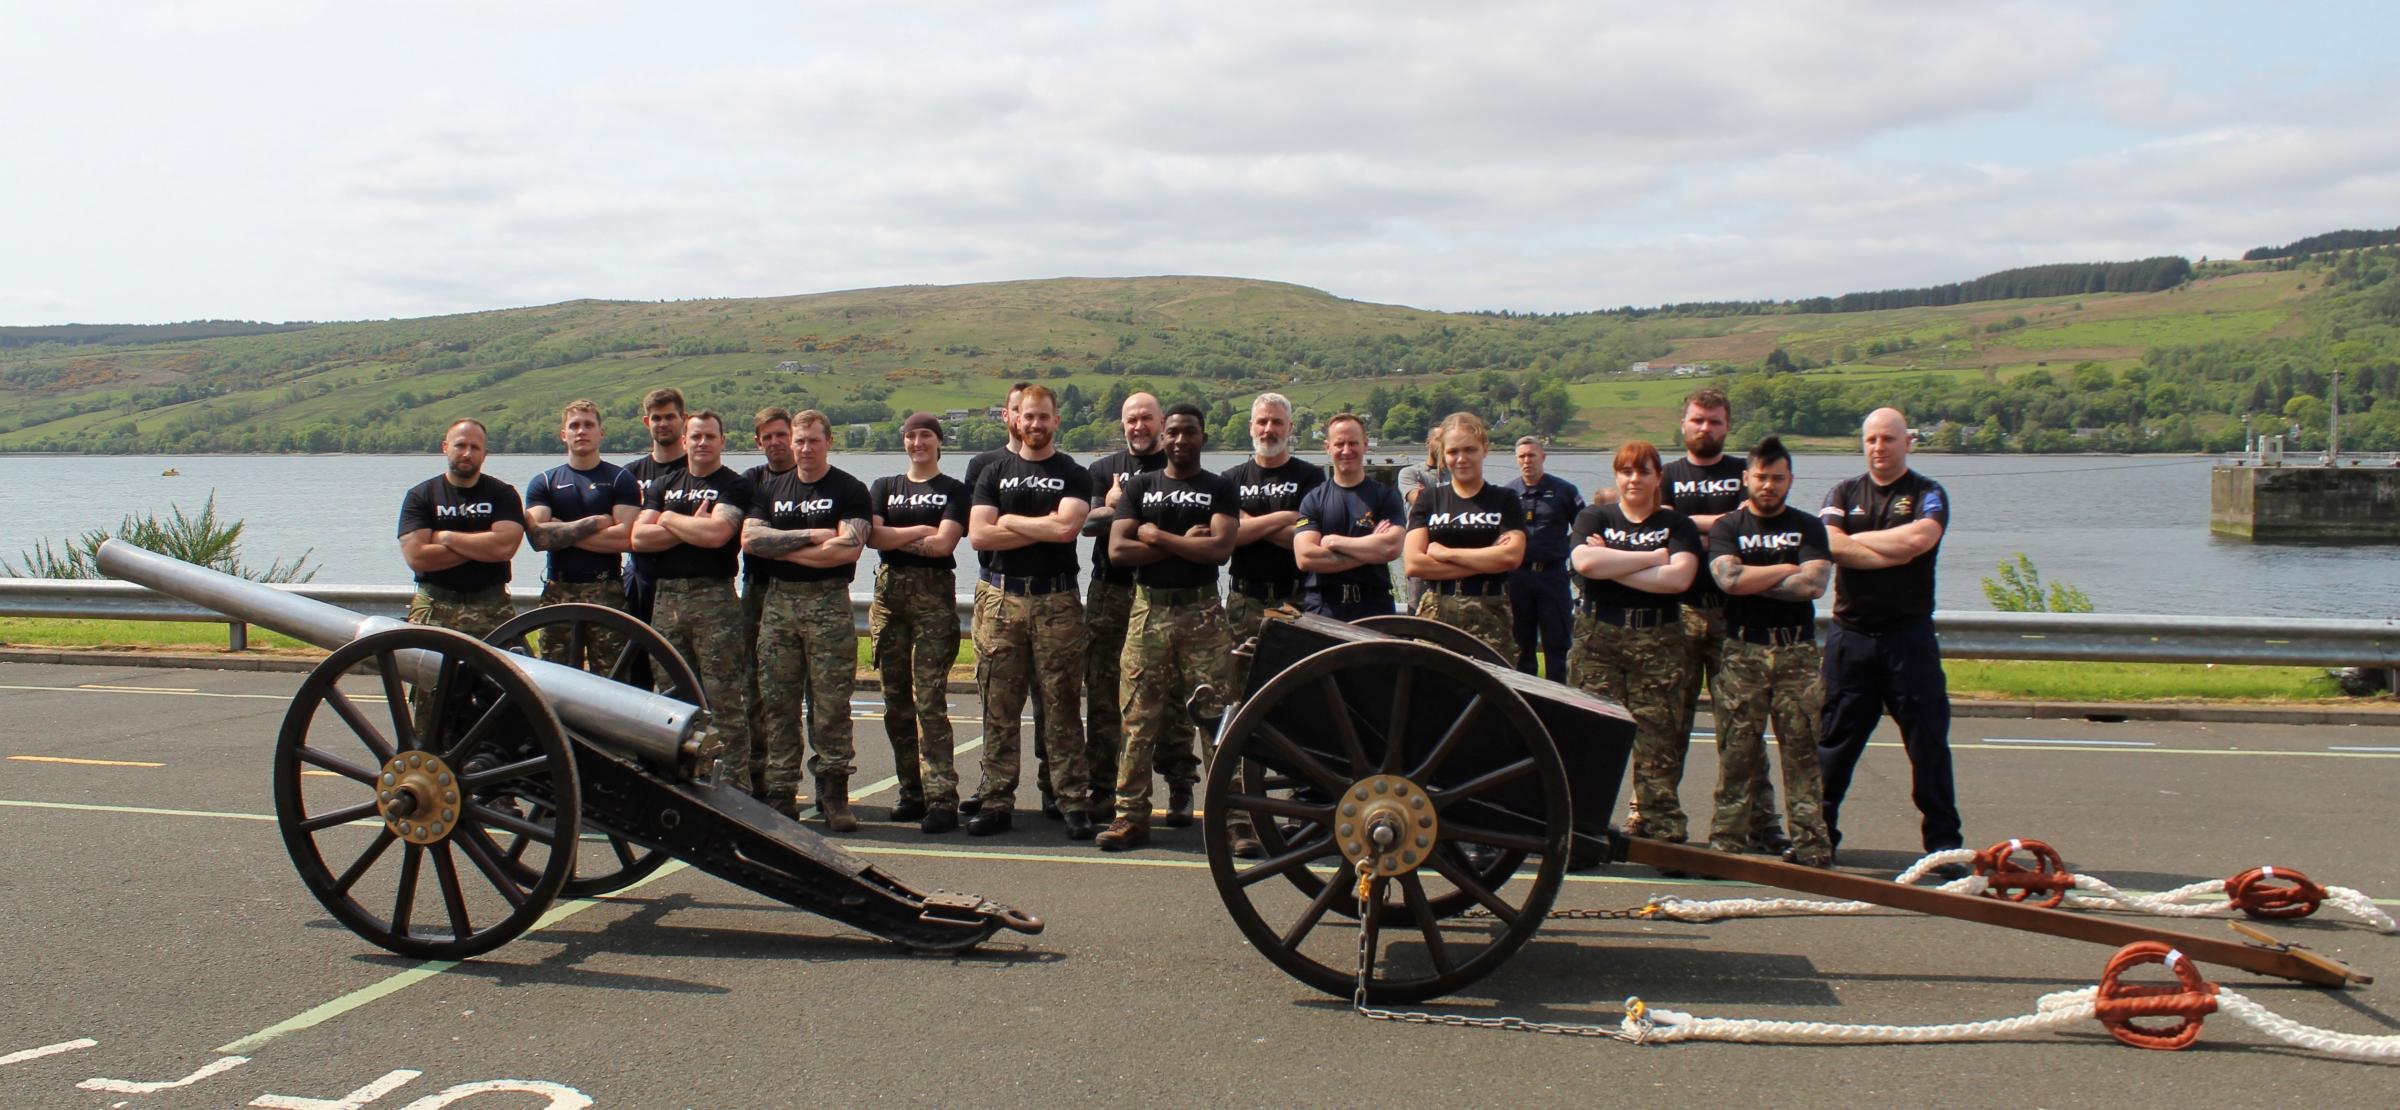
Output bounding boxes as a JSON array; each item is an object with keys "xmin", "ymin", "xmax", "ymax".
[
  {"xmin": 1567, "ymin": 439, "xmax": 1701, "ymax": 844},
  {"xmin": 1402, "ymin": 412, "xmax": 1523, "ymax": 659}
]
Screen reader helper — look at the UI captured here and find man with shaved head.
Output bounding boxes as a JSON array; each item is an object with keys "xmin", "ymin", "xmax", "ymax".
[
  {"xmin": 1079, "ymin": 390, "xmax": 1167, "ymax": 813},
  {"xmin": 1816, "ymin": 407, "xmax": 1960, "ymax": 869}
]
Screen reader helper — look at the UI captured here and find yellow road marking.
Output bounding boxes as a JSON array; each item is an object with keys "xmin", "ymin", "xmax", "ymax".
[{"xmin": 8, "ymin": 755, "xmax": 165, "ymax": 768}]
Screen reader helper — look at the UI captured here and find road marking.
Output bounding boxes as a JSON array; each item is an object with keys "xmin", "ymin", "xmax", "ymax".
[
  {"xmin": 0, "ymin": 682, "xmax": 287, "ymax": 701},
  {"xmin": 12, "ymin": 796, "xmax": 2400, "ymax": 911},
  {"xmin": 1, "ymin": 1038, "xmax": 98, "ymax": 1066},
  {"xmin": 9, "ymin": 755, "xmax": 167, "ymax": 768},
  {"xmin": 825, "ymin": 736, "xmax": 986, "ymax": 811},
  {"xmin": 78, "ymin": 682, "xmax": 200, "ymax": 693},
  {"xmin": 214, "ymin": 860, "xmax": 690, "ymax": 1055},
  {"xmin": 2329, "ymin": 746, "xmax": 2400, "ymax": 753},
  {"xmin": 1981, "ymin": 737, "xmax": 2157, "ymax": 748}
]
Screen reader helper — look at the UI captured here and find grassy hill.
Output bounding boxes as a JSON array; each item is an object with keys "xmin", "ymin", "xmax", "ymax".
[{"xmin": 3, "ymin": 252, "xmax": 2396, "ymax": 456}]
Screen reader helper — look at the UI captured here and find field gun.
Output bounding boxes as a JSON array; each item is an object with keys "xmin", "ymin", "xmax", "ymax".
[
  {"xmin": 97, "ymin": 539, "xmax": 1042, "ymax": 959},
  {"xmin": 1199, "ymin": 611, "xmax": 2367, "ymax": 1003}
]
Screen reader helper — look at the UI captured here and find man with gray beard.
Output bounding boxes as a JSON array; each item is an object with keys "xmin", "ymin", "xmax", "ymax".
[{"xmin": 1217, "ymin": 393, "xmax": 1323, "ymax": 856}]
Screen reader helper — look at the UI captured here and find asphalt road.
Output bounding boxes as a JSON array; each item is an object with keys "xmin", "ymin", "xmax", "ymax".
[{"xmin": 2, "ymin": 659, "xmax": 2396, "ymax": 1107}]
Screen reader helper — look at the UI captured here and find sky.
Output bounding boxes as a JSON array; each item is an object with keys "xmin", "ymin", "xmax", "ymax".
[{"xmin": 2, "ymin": 0, "xmax": 2395, "ymax": 325}]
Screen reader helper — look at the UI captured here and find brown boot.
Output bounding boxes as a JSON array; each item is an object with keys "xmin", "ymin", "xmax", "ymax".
[
  {"xmin": 1095, "ymin": 817, "xmax": 1150, "ymax": 852},
  {"xmin": 817, "ymin": 775, "xmax": 859, "ymax": 833}
]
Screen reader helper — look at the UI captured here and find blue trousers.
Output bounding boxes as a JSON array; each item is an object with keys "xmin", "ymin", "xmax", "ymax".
[
  {"xmin": 1505, "ymin": 566, "xmax": 1572, "ymax": 679},
  {"xmin": 1816, "ymin": 618, "xmax": 1961, "ymax": 853}
]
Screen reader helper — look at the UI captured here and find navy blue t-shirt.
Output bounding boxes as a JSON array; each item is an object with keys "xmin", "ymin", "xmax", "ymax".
[
  {"xmin": 1294, "ymin": 476, "xmax": 1407, "ymax": 599},
  {"xmin": 1503, "ymin": 472, "xmax": 1584, "ymax": 565},
  {"xmin": 525, "ymin": 460, "xmax": 639, "ymax": 583}
]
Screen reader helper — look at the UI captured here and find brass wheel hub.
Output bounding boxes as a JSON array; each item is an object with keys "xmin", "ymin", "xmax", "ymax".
[
  {"xmin": 377, "ymin": 751, "xmax": 461, "ymax": 845},
  {"xmin": 1336, "ymin": 774, "xmax": 1438, "ymax": 878}
]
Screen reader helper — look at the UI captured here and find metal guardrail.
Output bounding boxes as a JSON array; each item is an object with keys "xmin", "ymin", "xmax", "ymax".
[{"xmin": 2, "ymin": 578, "xmax": 2396, "ymax": 669}]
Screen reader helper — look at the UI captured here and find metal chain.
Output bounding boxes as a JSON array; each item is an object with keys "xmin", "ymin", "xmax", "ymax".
[
  {"xmin": 1461, "ymin": 904, "xmax": 1662, "ymax": 921},
  {"xmin": 1351, "ymin": 868, "xmax": 1638, "ymax": 1040}
]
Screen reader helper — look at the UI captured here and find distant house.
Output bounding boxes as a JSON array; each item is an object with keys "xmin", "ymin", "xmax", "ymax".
[
  {"xmin": 776, "ymin": 361, "xmax": 800, "ymax": 373},
  {"xmin": 777, "ymin": 360, "xmax": 827, "ymax": 374},
  {"xmin": 1670, "ymin": 364, "xmax": 1703, "ymax": 376},
  {"xmin": 986, "ymin": 405, "xmax": 1006, "ymax": 419},
  {"xmin": 1628, "ymin": 361, "xmax": 1651, "ymax": 373},
  {"xmin": 943, "ymin": 409, "xmax": 972, "ymax": 424}
]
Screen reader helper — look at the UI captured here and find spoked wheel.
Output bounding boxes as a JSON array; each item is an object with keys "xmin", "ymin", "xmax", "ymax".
[
  {"xmin": 274, "ymin": 625, "xmax": 579, "ymax": 960},
  {"xmin": 1354, "ymin": 612, "xmax": 1511, "ymax": 667},
  {"xmin": 483, "ymin": 603, "xmax": 693, "ymax": 896},
  {"xmin": 1204, "ymin": 638, "xmax": 1572, "ymax": 1003}
]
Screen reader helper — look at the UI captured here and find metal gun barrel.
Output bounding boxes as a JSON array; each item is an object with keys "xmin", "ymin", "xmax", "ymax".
[{"xmin": 96, "ymin": 539, "xmax": 711, "ymax": 777}]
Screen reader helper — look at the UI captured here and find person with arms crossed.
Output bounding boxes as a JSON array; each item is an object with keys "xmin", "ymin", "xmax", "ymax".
[
  {"xmin": 1221, "ymin": 393, "xmax": 1324, "ymax": 686},
  {"xmin": 1078, "ymin": 391, "xmax": 1165, "ymax": 816},
  {"xmin": 1097, "ymin": 404, "xmax": 1240, "ymax": 853},
  {"xmin": 1293, "ymin": 413, "xmax": 1407, "ymax": 621},
  {"xmin": 959, "ymin": 382, "xmax": 1061, "ymax": 820},
  {"xmin": 399, "ymin": 417, "xmax": 525, "ymax": 638},
  {"xmin": 1661, "ymin": 387, "xmax": 1786, "ymax": 854},
  {"xmin": 522, "ymin": 400, "xmax": 639, "ymax": 670},
  {"xmin": 966, "ymin": 385, "xmax": 1098, "ymax": 838},
  {"xmin": 1564, "ymin": 440, "xmax": 1698, "ymax": 845},
  {"xmin": 621, "ymin": 387, "xmax": 689, "ymax": 626},
  {"xmin": 1817, "ymin": 407, "xmax": 1962, "ymax": 864},
  {"xmin": 1705, "ymin": 436, "xmax": 1836, "ymax": 867},
  {"xmin": 629, "ymin": 410, "xmax": 760, "ymax": 798},
  {"xmin": 1503, "ymin": 436, "xmax": 1582, "ymax": 679},
  {"xmin": 867, "ymin": 413, "xmax": 971, "ymax": 833},
  {"xmin": 1403, "ymin": 412, "xmax": 1525, "ymax": 661},
  {"xmin": 740, "ymin": 407, "xmax": 802, "ymax": 794},
  {"xmin": 743, "ymin": 410, "xmax": 872, "ymax": 829}
]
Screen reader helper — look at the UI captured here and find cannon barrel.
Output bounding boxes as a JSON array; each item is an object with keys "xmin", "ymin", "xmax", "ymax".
[{"xmin": 97, "ymin": 539, "xmax": 715, "ymax": 778}]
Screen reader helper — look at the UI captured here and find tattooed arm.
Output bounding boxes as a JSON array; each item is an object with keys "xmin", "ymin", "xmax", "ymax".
[
  {"xmin": 1712, "ymin": 553, "xmax": 1802, "ymax": 596},
  {"xmin": 525, "ymin": 511, "xmax": 609, "ymax": 552},
  {"xmin": 742, "ymin": 517, "xmax": 818, "ymax": 560},
  {"xmin": 1756, "ymin": 558, "xmax": 1831, "ymax": 602}
]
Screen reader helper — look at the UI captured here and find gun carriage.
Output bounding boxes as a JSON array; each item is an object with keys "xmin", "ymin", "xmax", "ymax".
[
  {"xmin": 1199, "ymin": 610, "xmax": 2369, "ymax": 1004},
  {"xmin": 98, "ymin": 539, "xmax": 1041, "ymax": 960}
]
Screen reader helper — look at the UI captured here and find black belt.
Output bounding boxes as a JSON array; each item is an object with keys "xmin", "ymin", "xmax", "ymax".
[
  {"xmin": 547, "ymin": 571, "xmax": 622, "ymax": 585},
  {"xmin": 1097, "ymin": 567, "xmax": 1136, "ymax": 586},
  {"xmin": 1232, "ymin": 578, "xmax": 1301, "ymax": 600},
  {"xmin": 1518, "ymin": 559, "xmax": 1563, "ymax": 574},
  {"xmin": 980, "ymin": 569, "xmax": 1077, "ymax": 596},
  {"xmin": 416, "ymin": 582, "xmax": 508, "ymax": 602},
  {"xmin": 1431, "ymin": 579, "xmax": 1507, "ymax": 597},
  {"xmin": 1582, "ymin": 603, "xmax": 1677, "ymax": 629},
  {"xmin": 1135, "ymin": 584, "xmax": 1213, "ymax": 606},
  {"xmin": 1310, "ymin": 583, "xmax": 1383, "ymax": 605},
  {"xmin": 1732, "ymin": 624, "xmax": 1815, "ymax": 646}
]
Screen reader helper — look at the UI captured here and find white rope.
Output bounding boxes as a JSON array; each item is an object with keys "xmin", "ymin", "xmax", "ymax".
[
  {"xmin": 1638, "ymin": 850, "xmax": 2396, "ymax": 933},
  {"xmin": 1621, "ymin": 988, "xmax": 2099, "ymax": 1045},
  {"xmin": 1622, "ymin": 987, "xmax": 2400, "ymax": 1059},
  {"xmin": 2217, "ymin": 991, "xmax": 2400, "ymax": 1060}
]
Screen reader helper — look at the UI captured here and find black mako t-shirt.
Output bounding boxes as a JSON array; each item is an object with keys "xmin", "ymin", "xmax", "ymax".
[
  {"xmin": 1662, "ymin": 454, "xmax": 1747, "ymax": 608},
  {"xmin": 972, "ymin": 452, "xmax": 1092, "ymax": 579},
  {"xmin": 870, "ymin": 472, "xmax": 970, "ymax": 571},
  {"xmin": 1086, "ymin": 448, "xmax": 1166, "ymax": 585},
  {"xmin": 397, "ymin": 474, "xmax": 525, "ymax": 592},
  {"xmin": 1407, "ymin": 481, "xmax": 1524, "ymax": 593},
  {"xmin": 1709, "ymin": 506, "xmax": 1832, "ymax": 633},
  {"xmin": 751, "ymin": 466, "xmax": 871, "ymax": 584},
  {"xmin": 622, "ymin": 454, "xmax": 688, "ymax": 580},
  {"xmin": 1567, "ymin": 503, "xmax": 1701, "ymax": 611},
  {"xmin": 1120, "ymin": 468, "xmax": 1237, "ymax": 590},
  {"xmin": 1222, "ymin": 457, "xmax": 1325, "ymax": 590},
  {"xmin": 643, "ymin": 465, "xmax": 753, "ymax": 580}
]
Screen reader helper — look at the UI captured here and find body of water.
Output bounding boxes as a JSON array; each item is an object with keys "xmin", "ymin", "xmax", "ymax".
[{"xmin": 8, "ymin": 451, "xmax": 2391, "ymax": 619}]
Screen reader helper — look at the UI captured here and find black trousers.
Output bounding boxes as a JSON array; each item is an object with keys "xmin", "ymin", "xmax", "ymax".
[
  {"xmin": 1816, "ymin": 617, "xmax": 1961, "ymax": 853},
  {"xmin": 1504, "ymin": 566, "xmax": 1572, "ymax": 679},
  {"xmin": 1302, "ymin": 588, "xmax": 1397, "ymax": 623}
]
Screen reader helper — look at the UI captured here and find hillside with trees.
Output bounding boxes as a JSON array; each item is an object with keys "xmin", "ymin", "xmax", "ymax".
[{"xmin": 2, "ymin": 237, "xmax": 2396, "ymax": 456}]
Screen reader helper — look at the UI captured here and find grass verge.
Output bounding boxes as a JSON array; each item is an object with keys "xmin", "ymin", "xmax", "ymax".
[{"xmin": 0, "ymin": 618, "xmax": 2357, "ymax": 703}]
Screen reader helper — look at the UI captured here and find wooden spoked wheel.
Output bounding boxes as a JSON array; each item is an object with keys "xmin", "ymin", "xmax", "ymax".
[{"xmin": 1203, "ymin": 638, "xmax": 1572, "ymax": 1003}]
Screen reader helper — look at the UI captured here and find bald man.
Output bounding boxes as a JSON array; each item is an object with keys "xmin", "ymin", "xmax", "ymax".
[
  {"xmin": 1816, "ymin": 408, "xmax": 1960, "ymax": 866},
  {"xmin": 1081, "ymin": 391, "xmax": 1167, "ymax": 814}
]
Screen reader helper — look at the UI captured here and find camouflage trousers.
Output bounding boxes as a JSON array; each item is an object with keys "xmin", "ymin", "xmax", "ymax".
[
  {"xmin": 405, "ymin": 585, "xmax": 517, "ymax": 737},
  {"xmin": 1223, "ymin": 584, "xmax": 1299, "ymax": 702},
  {"xmin": 974, "ymin": 579, "xmax": 1054, "ymax": 801},
  {"xmin": 755, "ymin": 577, "xmax": 858, "ymax": 800},
  {"xmin": 1565, "ymin": 613, "xmax": 1693, "ymax": 841},
  {"xmin": 652, "ymin": 577, "xmax": 759, "ymax": 794},
  {"xmin": 1116, "ymin": 589, "xmax": 1236, "ymax": 824},
  {"xmin": 871, "ymin": 565, "xmax": 961, "ymax": 807},
  {"xmin": 535, "ymin": 579, "xmax": 630, "ymax": 675},
  {"xmin": 1710, "ymin": 638, "xmax": 1834, "ymax": 864},
  {"xmin": 1675, "ymin": 603, "xmax": 1783, "ymax": 845},
  {"xmin": 973, "ymin": 585, "xmax": 1091, "ymax": 816},
  {"xmin": 1415, "ymin": 591, "xmax": 1515, "ymax": 664},
  {"xmin": 1083, "ymin": 578, "xmax": 1136, "ymax": 798}
]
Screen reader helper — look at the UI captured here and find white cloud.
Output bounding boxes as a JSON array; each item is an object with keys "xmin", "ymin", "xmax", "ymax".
[{"xmin": 3, "ymin": 1, "xmax": 2396, "ymax": 322}]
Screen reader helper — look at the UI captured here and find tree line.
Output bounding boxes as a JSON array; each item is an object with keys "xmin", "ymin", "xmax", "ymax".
[{"xmin": 2242, "ymin": 225, "xmax": 2400, "ymax": 261}]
